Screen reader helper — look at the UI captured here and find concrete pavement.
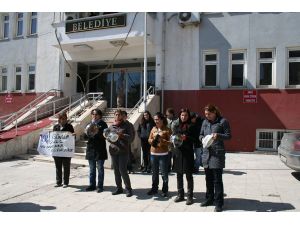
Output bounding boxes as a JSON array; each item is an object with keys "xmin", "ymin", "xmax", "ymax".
[{"xmin": 0, "ymin": 152, "xmax": 300, "ymax": 212}]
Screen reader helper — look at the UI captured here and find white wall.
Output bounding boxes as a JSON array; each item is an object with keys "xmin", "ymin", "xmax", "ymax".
[
  {"xmin": 0, "ymin": 12, "xmax": 37, "ymax": 93},
  {"xmin": 35, "ymin": 12, "xmax": 61, "ymax": 93}
]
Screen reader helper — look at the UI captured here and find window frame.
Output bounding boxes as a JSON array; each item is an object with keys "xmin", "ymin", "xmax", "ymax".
[
  {"xmin": 15, "ymin": 12, "xmax": 24, "ymax": 37},
  {"xmin": 229, "ymin": 49, "xmax": 247, "ymax": 88},
  {"xmin": 256, "ymin": 48, "xmax": 276, "ymax": 88},
  {"xmin": 15, "ymin": 65, "xmax": 22, "ymax": 91},
  {"xmin": 256, "ymin": 129, "xmax": 300, "ymax": 151},
  {"xmin": 29, "ymin": 12, "xmax": 37, "ymax": 35},
  {"xmin": 1, "ymin": 13, "xmax": 9, "ymax": 39},
  {"xmin": 202, "ymin": 50, "xmax": 219, "ymax": 88},
  {"xmin": 286, "ymin": 47, "xmax": 300, "ymax": 88},
  {"xmin": 0, "ymin": 66, "xmax": 8, "ymax": 92},
  {"xmin": 27, "ymin": 64, "xmax": 36, "ymax": 91}
]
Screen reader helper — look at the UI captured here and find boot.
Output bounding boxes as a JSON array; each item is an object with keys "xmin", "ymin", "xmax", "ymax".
[{"xmin": 174, "ymin": 192, "xmax": 184, "ymax": 203}]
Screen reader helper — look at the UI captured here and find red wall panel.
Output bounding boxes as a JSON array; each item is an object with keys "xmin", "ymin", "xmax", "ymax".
[{"xmin": 163, "ymin": 89, "xmax": 300, "ymax": 152}]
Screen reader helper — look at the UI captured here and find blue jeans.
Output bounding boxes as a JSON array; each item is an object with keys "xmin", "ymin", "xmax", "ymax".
[
  {"xmin": 194, "ymin": 147, "xmax": 203, "ymax": 170},
  {"xmin": 88, "ymin": 160, "xmax": 105, "ymax": 188},
  {"xmin": 150, "ymin": 154, "xmax": 169, "ymax": 193}
]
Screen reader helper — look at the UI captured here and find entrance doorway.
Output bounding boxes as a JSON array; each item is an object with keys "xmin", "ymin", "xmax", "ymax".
[{"xmin": 77, "ymin": 62, "xmax": 155, "ymax": 108}]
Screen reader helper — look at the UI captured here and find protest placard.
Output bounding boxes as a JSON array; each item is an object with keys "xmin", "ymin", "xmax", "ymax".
[{"xmin": 37, "ymin": 131, "xmax": 75, "ymax": 157}]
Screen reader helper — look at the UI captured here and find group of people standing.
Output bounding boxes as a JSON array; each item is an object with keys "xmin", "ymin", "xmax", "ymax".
[{"xmin": 52, "ymin": 104, "xmax": 231, "ymax": 212}]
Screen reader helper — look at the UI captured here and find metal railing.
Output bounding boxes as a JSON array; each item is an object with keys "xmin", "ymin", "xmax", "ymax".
[
  {"xmin": 0, "ymin": 89, "xmax": 62, "ymax": 131},
  {"xmin": 54, "ymin": 92, "xmax": 103, "ymax": 123},
  {"xmin": 127, "ymin": 86, "xmax": 155, "ymax": 118},
  {"xmin": 0, "ymin": 92, "xmax": 104, "ymax": 136}
]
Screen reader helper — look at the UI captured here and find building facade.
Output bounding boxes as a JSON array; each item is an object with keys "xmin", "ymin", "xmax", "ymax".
[{"xmin": 0, "ymin": 12, "xmax": 300, "ymax": 152}]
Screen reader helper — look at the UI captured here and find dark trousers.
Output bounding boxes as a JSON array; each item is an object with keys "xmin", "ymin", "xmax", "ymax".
[
  {"xmin": 150, "ymin": 154, "xmax": 169, "ymax": 193},
  {"xmin": 141, "ymin": 139, "xmax": 151, "ymax": 169},
  {"xmin": 176, "ymin": 171, "xmax": 194, "ymax": 197},
  {"xmin": 53, "ymin": 157, "xmax": 71, "ymax": 185},
  {"xmin": 111, "ymin": 153, "xmax": 132, "ymax": 191},
  {"xmin": 204, "ymin": 168, "xmax": 224, "ymax": 207}
]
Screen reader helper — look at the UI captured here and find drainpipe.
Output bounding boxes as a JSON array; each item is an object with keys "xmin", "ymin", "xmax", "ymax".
[
  {"xmin": 161, "ymin": 13, "xmax": 167, "ymax": 112},
  {"xmin": 143, "ymin": 12, "xmax": 148, "ymax": 112}
]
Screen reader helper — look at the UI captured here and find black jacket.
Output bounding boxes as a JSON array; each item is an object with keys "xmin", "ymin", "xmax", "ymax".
[
  {"xmin": 172, "ymin": 122, "xmax": 197, "ymax": 174},
  {"xmin": 190, "ymin": 117, "xmax": 203, "ymax": 148},
  {"xmin": 199, "ymin": 117, "xmax": 231, "ymax": 169},
  {"xmin": 53, "ymin": 123, "xmax": 74, "ymax": 133},
  {"xmin": 137, "ymin": 120, "xmax": 155, "ymax": 140},
  {"xmin": 85, "ymin": 120, "xmax": 108, "ymax": 160}
]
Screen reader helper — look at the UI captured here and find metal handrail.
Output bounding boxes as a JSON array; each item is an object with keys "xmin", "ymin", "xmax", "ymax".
[
  {"xmin": 0, "ymin": 92, "xmax": 103, "ymax": 137},
  {"xmin": 54, "ymin": 92, "xmax": 103, "ymax": 123},
  {"xmin": 0, "ymin": 89, "xmax": 61, "ymax": 131},
  {"xmin": 127, "ymin": 86, "xmax": 155, "ymax": 118}
]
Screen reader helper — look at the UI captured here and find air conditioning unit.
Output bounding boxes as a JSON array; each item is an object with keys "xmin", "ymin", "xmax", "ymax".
[{"xmin": 178, "ymin": 12, "xmax": 201, "ymax": 27}]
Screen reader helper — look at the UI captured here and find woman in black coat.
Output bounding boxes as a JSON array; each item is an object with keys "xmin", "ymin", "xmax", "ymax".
[
  {"xmin": 199, "ymin": 104, "xmax": 231, "ymax": 212},
  {"xmin": 53, "ymin": 112, "xmax": 74, "ymax": 188},
  {"xmin": 172, "ymin": 108, "xmax": 197, "ymax": 205},
  {"xmin": 85, "ymin": 109, "xmax": 108, "ymax": 193},
  {"xmin": 137, "ymin": 111, "xmax": 155, "ymax": 173}
]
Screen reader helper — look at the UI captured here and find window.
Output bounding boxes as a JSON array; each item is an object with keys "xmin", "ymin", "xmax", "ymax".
[
  {"xmin": 28, "ymin": 64, "xmax": 35, "ymax": 91},
  {"xmin": 257, "ymin": 49, "xmax": 275, "ymax": 87},
  {"xmin": 29, "ymin": 12, "xmax": 37, "ymax": 35},
  {"xmin": 1, "ymin": 67, "xmax": 8, "ymax": 91},
  {"xmin": 2, "ymin": 14, "xmax": 9, "ymax": 39},
  {"xmin": 287, "ymin": 48, "xmax": 300, "ymax": 87},
  {"xmin": 203, "ymin": 51, "xmax": 219, "ymax": 87},
  {"xmin": 15, "ymin": 66, "xmax": 22, "ymax": 91},
  {"xmin": 229, "ymin": 50, "xmax": 246, "ymax": 87},
  {"xmin": 16, "ymin": 12, "xmax": 23, "ymax": 37},
  {"xmin": 256, "ymin": 129, "xmax": 298, "ymax": 151}
]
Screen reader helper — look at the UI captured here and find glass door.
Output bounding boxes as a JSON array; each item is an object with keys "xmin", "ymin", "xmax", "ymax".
[{"xmin": 126, "ymin": 71, "xmax": 142, "ymax": 108}]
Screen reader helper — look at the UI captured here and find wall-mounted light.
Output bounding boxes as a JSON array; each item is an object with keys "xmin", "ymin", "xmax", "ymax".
[{"xmin": 73, "ymin": 44, "xmax": 94, "ymax": 50}]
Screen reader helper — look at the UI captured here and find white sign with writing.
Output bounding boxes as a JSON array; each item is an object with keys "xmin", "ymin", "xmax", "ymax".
[{"xmin": 37, "ymin": 131, "xmax": 75, "ymax": 157}]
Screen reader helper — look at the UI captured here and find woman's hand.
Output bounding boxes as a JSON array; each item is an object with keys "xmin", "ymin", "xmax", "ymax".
[{"xmin": 212, "ymin": 133, "xmax": 218, "ymax": 140}]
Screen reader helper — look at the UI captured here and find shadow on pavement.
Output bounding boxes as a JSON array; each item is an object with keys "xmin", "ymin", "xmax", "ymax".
[
  {"xmin": 291, "ymin": 172, "xmax": 300, "ymax": 181},
  {"xmin": 223, "ymin": 170, "xmax": 247, "ymax": 175},
  {"xmin": 0, "ymin": 202, "xmax": 56, "ymax": 212},
  {"xmin": 225, "ymin": 198, "xmax": 295, "ymax": 212}
]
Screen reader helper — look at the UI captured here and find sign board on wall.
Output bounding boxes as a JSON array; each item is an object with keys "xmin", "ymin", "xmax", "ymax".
[
  {"xmin": 37, "ymin": 131, "xmax": 75, "ymax": 157},
  {"xmin": 65, "ymin": 14, "xmax": 127, "ymax": 33},
  {"xmin": 4, "ymin": 93, "xmax": 13, "ymax": 104},
  {"xmin": 243, "ymin": 90, "xmax": 257, "ymax": 103}
]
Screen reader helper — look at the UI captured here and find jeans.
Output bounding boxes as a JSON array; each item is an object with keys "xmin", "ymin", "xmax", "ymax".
[
  {"xmin": 204, "ymin": 168, "xmax": 224, "ymax": 207},
  {"xmin": 88, "ymin": 160, "xmax": 105, "ymax": 188},
  {"xmin": 150, "ymin": 154, "xmax": 169, "ymax": 193},
  {"xmin": 194, "ymin": 147, "xmax": 203, "ymax": 170}
]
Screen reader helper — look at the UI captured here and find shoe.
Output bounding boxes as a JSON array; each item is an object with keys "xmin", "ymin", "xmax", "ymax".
[
  {"xmin": 200, "ymin": 199, "xmax": 214, "ymax": 207},
  {"xmin": 147, "ymin": 189, "xmax": 158, "ymax": 195},
  {"xmin": 97, "ymin": 187, "xmax": 104, "ymax": 193},
  {"xmin": 126, "ymin": 190, "xmax": 133, "ymax": 197},
  {"xmin": 142, "ymin": 168, "xmax": 147, "ymax": 173},
  {"xmin": 186, "ymin": 196, "xmax": 194, "ymax": 205},
  {"xmin": 214, "ymin": 206, "xmax": 223, "ymax": 212},
  {"xmin": 54, "ymin": 184, "xmax": 62, "ymax": 187},
  {"xmin": 112, "ymin": 189, "xmax": 123, "ymax": 195},
  {"xmin": 85, "ymin": 186, "xmax": 96, "ymax": 192},
  {"xmin": 161, "ymin": 192, "xmax": 168, "ymax": 197},
  {"xmin": 146, "ymin": 169, "xmax": 151, "ymax": 173},
  {"xmin": 174, "ymin": 195, "xmax": 184, "ymax": 203},
  {"xmin": 63, "ymin": 184, "xmax": 68, "ymax": 188}
]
